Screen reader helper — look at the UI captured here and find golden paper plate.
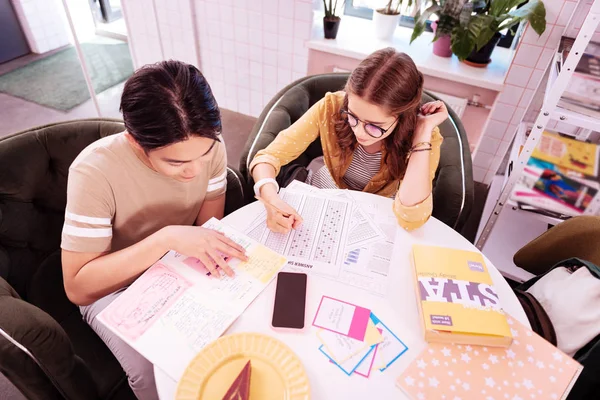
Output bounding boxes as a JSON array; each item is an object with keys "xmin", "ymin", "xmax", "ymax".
[{"xmin": 176, "ymin": 332, "xmax": 310, "ymax": 400}]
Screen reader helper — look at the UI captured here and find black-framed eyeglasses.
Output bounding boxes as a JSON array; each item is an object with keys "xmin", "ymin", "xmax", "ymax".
[{"xmin": 340, "ymin": 109, "xmax": 397, "ymax": 139}]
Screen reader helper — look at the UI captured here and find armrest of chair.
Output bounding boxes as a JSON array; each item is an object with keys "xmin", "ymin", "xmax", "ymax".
[
  {"xmin": 225, "ymin": 166, "xmax": 249, "ymax": 216},
  {"xmin": 513, "ymin": 216, "xmax": 600, "ymax": 276},
  {"xmin": 0, "ymin": 277, "xmax": 98, "ymax": 400}
]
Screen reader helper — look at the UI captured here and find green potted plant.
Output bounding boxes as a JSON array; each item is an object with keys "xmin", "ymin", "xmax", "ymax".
[
  {"xmin": 323, "ymin": 1, "xmax": 345, "ymax": 39},
  {"xmin": 373, "ymin": 1, "xmax": 405, "ymax": 41},
  {"xmin": 451, "ymin": 0, "xmax": 546, "ymax": 67},
  {"xmin": 410, "ymin": 0, "xmax": 474, "ymax": 58}
]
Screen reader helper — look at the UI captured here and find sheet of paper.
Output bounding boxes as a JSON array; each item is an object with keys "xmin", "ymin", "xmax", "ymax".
[
  {"xmin": 161, "ymin": 291, "xmax": 238, "ymax": 353},
  {"xmin": 247, "ymin": 189, "xmax": 353, "ymax": 277},
  {"xmin": 98, "ymin": 262, "xmax": 192, "ymax": 341},
  {"xmin": 354, "ymin": 329, "xmax": 382, "ymax": 378},
  {"xmin": 320, "ymin": 344, "xmax": 375, "ymax": 376},
  {"xmin": 317, "ymin": 329, "xmax": 370, "ymax": 363},
  {"xmin": 97, "ymin": 218, "xmax": 287, "ymax": 381},
  {"xmin": 312, "ymin": 296, "xmax": 371, "ymax": 340},
  {"xmin": 247, "ymin": 184, "xmax": 395, "ymax": 296},
  {"xmin": 370, "ymin": 313, "xmax": 408, "ymax": 371},
  {"xmin": 316, "ymin": 187, "xmax": 386, "ymax": 248},
  {"xmin": 286, "ymin": 179, "xmax": 319, "ymax": 193}
]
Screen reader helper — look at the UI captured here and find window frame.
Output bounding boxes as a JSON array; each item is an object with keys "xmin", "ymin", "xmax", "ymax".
[
  {"xmin": 343, "ymin": 1, "xmax": 433, "ymax": 31},
  {"xmin": 342, "ymin": 1, "xmax": 516, "ymax": 49}
]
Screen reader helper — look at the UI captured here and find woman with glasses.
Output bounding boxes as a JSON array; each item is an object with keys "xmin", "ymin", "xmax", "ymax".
[{"xmin": 250, "ymin": 47, "xmax": 448, "ymax": 233}]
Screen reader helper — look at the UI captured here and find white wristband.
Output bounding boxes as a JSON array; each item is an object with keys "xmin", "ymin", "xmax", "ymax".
[{"xmin": 254, "ymin": 177, "xmax": 279, "ymax": 197}]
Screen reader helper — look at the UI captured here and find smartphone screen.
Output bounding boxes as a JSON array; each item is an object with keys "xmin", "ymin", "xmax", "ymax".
[{"xmin": 272, "ymin": 272, "xmax": 307, "ymax": 329}]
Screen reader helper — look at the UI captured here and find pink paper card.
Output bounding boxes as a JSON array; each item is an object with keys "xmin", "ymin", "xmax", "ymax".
[
  {"xmin": 354, "ymin": 342, "xmax": 380, "ymax": 378},
  {"xmin": 354, "ymin": 328, "xmax": 382, "ymax": 378},
  {"xmin": 312, "ymin": 296, "xmax": 371, "ymax": 341}
]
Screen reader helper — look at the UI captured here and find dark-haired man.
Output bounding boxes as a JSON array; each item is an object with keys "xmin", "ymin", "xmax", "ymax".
[{"xmin": 61, "ymin": 61, "xmax": 245, "ymax": 399}]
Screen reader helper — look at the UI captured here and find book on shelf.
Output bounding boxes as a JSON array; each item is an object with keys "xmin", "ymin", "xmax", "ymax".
[
  {"xmin": 556, "ymin": 36, "xmax": 600, "ymax": 118},
  {"xmin": 512, "ymin": 165, "xmax": 600, "ymax": 217},
  {"xmin": 531, "ymin": 130, "xmax": 599, "ymax": 177},
  {"xmin": 411, "ymin": 245, "xmax": 513, "ymax": 348}
]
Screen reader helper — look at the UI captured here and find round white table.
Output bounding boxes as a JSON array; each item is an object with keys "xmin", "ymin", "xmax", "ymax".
[{"xmin": 154, "ymin": 191, "xmax": 529, "ymax": 400}]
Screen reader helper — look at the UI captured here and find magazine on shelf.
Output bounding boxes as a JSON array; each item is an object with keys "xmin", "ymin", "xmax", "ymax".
[
  {"xmin": 512, "ymin": 166, "xmax": 600, "ymax": 217},
  {"xmin": 531, "ymin": 131, "xmax": 599, "ymax": 177},
  {"xmin": 557, "ymin": 36, "xmax": 600, "ymax": 117}
]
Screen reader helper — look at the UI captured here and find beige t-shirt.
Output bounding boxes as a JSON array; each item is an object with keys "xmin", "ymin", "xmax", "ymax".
[{"xmin": 61, "ymin": 132, "xmax": 227, "ymax": 253}]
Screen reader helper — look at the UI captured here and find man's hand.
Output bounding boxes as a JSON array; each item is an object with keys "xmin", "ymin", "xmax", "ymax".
[{"xmin": 164, "ymin": 226, "xmax": 248, "ymax": 277}]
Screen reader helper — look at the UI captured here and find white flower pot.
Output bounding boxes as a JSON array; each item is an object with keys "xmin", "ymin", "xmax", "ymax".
[{"xmin": 373, "ymin": 10, "xmax": 401, "ymax": 41}]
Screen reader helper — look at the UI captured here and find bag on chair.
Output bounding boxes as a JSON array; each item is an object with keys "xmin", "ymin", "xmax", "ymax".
[{"xmin": 515, "ymin": 258, "xmax": 600, "ymax": 399}]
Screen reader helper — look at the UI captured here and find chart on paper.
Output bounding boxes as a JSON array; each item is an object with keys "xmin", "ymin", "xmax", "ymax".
[
  {"xmin": 287, "ymin": 181, "xmax": 387, "ymax": 248},
  {"xmin": 245, "ymin": 189, "xmax": 353, "ymax": 277},
  {"xmin": 245, "ymin": 185, "xmax": 396, "ymax": 295}
]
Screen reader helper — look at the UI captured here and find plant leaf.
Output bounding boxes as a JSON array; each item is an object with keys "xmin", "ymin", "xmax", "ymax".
[
  {"xmin": 411, "ymin": 21, "xmax": 426, "ymax": 43},
  {"xmin": 509, "ymin": 0, "xmax": 546, "ymax": 35},
  {"xmin": 451, "ymin": 25, "xmax": 476, "ymax": 61},
  {"xmin": 459, "ymin": 2, "xmax": 473, "ymax": 26},
  {"xmin": 468, "ymin": 14, "xmax": 498, "ymax": 50},
  {"xmin": 410, "ymin": 4, "xmax": 440, "ymax": 43},
  {"xmin": 436, "ymin": 14, "xmax": 457, "ymax": 37}
]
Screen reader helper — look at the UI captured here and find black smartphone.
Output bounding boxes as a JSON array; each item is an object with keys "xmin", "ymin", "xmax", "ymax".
[{"xmin": 272, "ymin": 272, "xmax": 307, "ymax": 329}]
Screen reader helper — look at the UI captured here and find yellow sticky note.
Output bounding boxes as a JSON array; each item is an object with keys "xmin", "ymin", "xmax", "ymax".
[
  {"xmin": 364, "ymin": 319, "xmax": 384, "ymax": 346},
  {"xmin": 237, "ymin": 246, "xmax": 286, "ymax": 284}
]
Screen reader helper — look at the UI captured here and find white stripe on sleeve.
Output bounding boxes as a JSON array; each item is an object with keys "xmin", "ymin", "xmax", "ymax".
[
  {"xmin": 207, "ymin": 179, "xmax": 227, "ymax": 192},
  {"xmin": 65, "ymin": 211, "xmax": 111, "ymax": 226},
  {"xmin": 63, "ymin": 223, "xmax": 112, "ymax": 238},
  {"xmin": 208, "ymin": 171, "xmax": 227, "ymax": 185}
]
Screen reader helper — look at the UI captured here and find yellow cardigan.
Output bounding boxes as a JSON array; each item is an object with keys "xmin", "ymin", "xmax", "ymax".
[{"xmin": 249, "ymin": 91, "xmax": 443, "ymax": 231}]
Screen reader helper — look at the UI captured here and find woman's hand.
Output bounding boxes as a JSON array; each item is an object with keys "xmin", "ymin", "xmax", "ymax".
[
  {"xmin": 417, "ymin": 100, "xmax": 449, "ymax": 132},
  {"xmin": 164, "ymin": 226, "xmax": 248, "ymax": 278},
  {"xmin": 262, "ymin": 195, "xmax": 303, "ymax": 234}
]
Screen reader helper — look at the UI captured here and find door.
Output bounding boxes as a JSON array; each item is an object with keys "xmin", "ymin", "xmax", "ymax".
[{"xmin": 0, "ymin": 0, "xmax": 30, "ymax": 64}]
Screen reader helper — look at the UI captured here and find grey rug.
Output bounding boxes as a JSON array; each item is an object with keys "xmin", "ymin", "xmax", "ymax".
[{"xmin": 0, "ymin": 43, "xmax": 133, "ymax": 111}]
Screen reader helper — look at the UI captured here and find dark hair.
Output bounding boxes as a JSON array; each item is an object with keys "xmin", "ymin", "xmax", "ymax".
[
  {"xmin": 335, "ymin": 48, "xmax": 423, "ymax": 180},
  {"xmin": 120, "ymin": 60, "xmax": 221, "ymax": 151}
]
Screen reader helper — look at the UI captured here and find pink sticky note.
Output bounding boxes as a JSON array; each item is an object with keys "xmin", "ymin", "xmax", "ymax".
[{"xmin": 312, "ymin": 296, "xmax": 371, "ymax": 341}]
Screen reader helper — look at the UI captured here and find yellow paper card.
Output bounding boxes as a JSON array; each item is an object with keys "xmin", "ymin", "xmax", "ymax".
[{"xmin": 364, "ymin": 319, "xmax": 384, "ymax": 346}]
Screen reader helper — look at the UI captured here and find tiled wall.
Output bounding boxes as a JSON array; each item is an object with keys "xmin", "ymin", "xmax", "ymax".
[
  {"xmin": 122, "ymin": 0, "xmax": 314, "ymax": 117},
  {"xmin": 472, "ymin": 0, "xmax": 580, "ymax": 184},
  {"xmin": 11, "ymin": 0, "xmax": 71, "ymax": 54}
]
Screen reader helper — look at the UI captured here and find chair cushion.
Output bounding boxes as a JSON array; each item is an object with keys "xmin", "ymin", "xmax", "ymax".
[
  {"xmin": 0, "ymin": 119, "xmax": 133, "ymax": 400},
  {"xmin": 0, "ymin": 119, "xmax": 125, "ymax": 298}
]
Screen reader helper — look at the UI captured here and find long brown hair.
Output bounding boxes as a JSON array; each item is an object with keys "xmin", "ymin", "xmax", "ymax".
[{"xmin": 335, "ymin": 48, "xmax": 424, "ymax": 180}]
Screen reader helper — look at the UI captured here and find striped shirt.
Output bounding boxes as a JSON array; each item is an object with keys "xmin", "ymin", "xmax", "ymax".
[{"xmin": 308, "ymin": 145, "xmax": 382, "ymax": 191}]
